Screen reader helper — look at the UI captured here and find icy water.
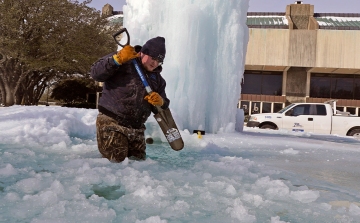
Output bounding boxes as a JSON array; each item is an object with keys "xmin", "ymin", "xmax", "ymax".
[
  {"xmin": 1, "ymin": 106, "xmax": 360, "ymax": 222},
  {"xmin": 1, "ymin": 134, "xmax": 360, "ymax": 222}
]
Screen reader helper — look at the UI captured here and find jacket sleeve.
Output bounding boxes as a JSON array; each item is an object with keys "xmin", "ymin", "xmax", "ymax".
[
  {"xmin": 149, "ymin": 74, "xmax": 170, "ymax": 114},
  {"xmin": 158, "ymin": 75, "xmax": 170, "ymax": 110},
  {"xmin": 90, "ymin": 52, "xmax": 119, "ymax": 82}
]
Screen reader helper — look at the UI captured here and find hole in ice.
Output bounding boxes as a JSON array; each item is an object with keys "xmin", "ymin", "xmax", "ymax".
[{"xmin": 86, "ymin": 185, "xmax": 125, "ymax": 200}]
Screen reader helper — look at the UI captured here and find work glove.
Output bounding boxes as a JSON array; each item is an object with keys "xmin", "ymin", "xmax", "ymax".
[
  {"xmin": 144, "ymin": 92, "xmax": 164, "ymax": 106},
  {"xmin": 113, "ymin": 45, "xmax": 138, "ymax": 65}
]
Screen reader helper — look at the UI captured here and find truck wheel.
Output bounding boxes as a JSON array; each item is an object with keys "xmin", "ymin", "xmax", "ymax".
[
  {"xmin": 260, "ymin": 124, "xmax": 276, "ymax": 130},
  {"xmin": 348, "ymin": 129, "xmax": 360, "ymax": 138}
]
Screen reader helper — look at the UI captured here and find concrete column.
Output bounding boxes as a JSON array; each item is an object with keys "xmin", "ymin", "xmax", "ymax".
[
  {"xmin": 306, "ymin": 68, "xmax": 316, "ymax": 98},
  {"xmin": 102, "ymin": 4, "xmax": 113, "ymax": 17},
  {"xmin": 286, "ymin": 3, "xmax": 315, "ymax": 30},
  {"xmin": 286, "ymin": 67, "xmax": 308, "ymax": 103},
  {"xmin": 282, "ymin": 67, "xmax": 291, "ymax": 96},
  {"xmin": 305, "ymin": 71, "xmax": 310, "ymax": 98}
]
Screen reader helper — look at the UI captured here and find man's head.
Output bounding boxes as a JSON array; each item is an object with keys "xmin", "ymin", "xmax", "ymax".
[{"xmin": 140, "ymin": 37, "xmax": 166, "ymax": 72}]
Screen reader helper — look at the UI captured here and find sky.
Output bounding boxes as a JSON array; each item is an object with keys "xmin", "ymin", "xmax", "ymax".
[
  {"xmin": 87, "ymin": 0, "xmax": 360, "ymax": 13},
  {"xmin": 1, "ymin": 106, "xmax": 360, "ymax": 222}
]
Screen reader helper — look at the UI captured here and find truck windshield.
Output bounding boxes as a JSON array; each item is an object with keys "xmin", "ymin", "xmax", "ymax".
[{"xmin": 277, "ymin": 104, "xmax": 295, "ymax": 114}]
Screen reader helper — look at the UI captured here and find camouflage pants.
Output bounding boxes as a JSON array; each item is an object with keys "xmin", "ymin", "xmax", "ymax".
[{"xmin": 96, "ymin": 112, "xmax": 146, "ymax": 162}]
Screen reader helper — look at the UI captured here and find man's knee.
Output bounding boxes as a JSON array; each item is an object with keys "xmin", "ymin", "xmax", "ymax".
[
  {"xmin": 128, "ymin": 136, "xmax": 146, "ymax": 160},
  {"xmin": 96, "ymin": 114, "xmax": 147, "ymax": 162},
  {"xmin": 97, "ymin": 126, "xmax": 128, "ymax": 162}
]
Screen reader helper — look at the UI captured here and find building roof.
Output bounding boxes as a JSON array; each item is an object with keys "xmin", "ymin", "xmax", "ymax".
[
  {"xmin": 247, "ymin": 12, "xmax": 360, "ymax": 30},
  {"xmin": 247, "ymin": 13, "xmax": 288, "ymax": 29},
  {"xmin": 105, "ymin": 8, "xmax": 360, "ymax": 30},
  {"xmin": 315, "ymin": 13, "xmax": 360, "ymax": 30},
  {"xmin": 107, "ymin": 14, "xmax": 123, "ymax": 26}
]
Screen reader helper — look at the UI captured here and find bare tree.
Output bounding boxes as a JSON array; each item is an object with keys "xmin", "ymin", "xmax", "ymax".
[{"xmin": 0, "ymin": 0, "xmax": 119, "ymax": 106}]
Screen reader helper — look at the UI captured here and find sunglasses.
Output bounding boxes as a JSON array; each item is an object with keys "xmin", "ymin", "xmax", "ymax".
[{"xmin": 150, "ymin": 56, "xmax": 163, "ymax": 65}]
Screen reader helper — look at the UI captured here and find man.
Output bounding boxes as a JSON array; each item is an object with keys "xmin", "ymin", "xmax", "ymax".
[{"xmin": 90, "ymin": 37, "xmax": 169, "ymax": 162}]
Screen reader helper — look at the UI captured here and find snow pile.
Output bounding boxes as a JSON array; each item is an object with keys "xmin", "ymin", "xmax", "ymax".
[{"xmin": 0, "ymin": 106, "xmax": 97, "ymax": 148}]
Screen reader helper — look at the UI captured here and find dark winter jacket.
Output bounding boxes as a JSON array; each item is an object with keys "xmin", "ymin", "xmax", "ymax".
[{"xmin": 90, "ymin": 50, "xmax": 170, "ymax": 129}]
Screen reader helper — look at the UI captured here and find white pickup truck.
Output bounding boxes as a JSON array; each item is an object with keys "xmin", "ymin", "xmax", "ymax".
[{"xmin": 246, "ymin": 100, "xmax": 360, "ymax": 138}]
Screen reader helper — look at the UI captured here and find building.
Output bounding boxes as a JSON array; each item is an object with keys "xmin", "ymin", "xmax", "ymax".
[
  {"xmin": 241, "ymin": 1, "xmax": 360, "ymax": 117},
  {"xmin": 102, "ymin": 4, "xmax": 123, "ymax": 25}
]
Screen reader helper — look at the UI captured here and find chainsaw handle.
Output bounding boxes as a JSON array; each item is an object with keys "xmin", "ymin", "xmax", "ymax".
[{"xmin": 113, "ymin": 28, "xmax": 130, "ymax": 47}]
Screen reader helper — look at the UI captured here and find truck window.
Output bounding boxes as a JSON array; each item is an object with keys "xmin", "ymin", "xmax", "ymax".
[
  {"xmin": 278, "ymin": 104, "xmax": 295, "ymax": 113},
  {"xmin": 292, "ymin": 105, "xmax": 310, "ymax": 116},
  {"xmin": 315, "ymin": 105, "xmax": 327, "ymax": 116}
]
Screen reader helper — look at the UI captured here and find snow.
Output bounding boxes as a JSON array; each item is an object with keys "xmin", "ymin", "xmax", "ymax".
[{"xmin": 1, "ymin": 106, "xmax": 360, "ymax": 222}]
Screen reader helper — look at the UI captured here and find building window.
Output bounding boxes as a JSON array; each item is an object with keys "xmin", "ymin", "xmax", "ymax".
[
  {"xmin": 242, "ymin": 71, "xmax": 282, "ymax": 96},
  {"xmin": 252, "ymin": 101, "xmax": 261, "ymax": 114},
  {"xmin": 346, "ymin": 107, "xmax": 356, "ymax": 115},
  {"xmin": 310, "ymin": 73, "xmax": 360, "ymax": 99},
  {"xmin": 310, "ymin": 74, "xmax": 331, "ymax": 98},
  {"xmin": 240, "ymin": 101, "xmax": 250, "ymax": 116},
  {"xmin": 274, "ymin": 103, "xmax": 284, "ymax": 112},
  {"xmin": 331, "ymin": 75, "xmax": 354, "ymax": 99},
  {"xmin": 354, "ymin": 77, "xmax": 360, "ymax": 100},
  {"xmin": 262, "ymin": 102, "xmax": 272, "ymax": 113}
]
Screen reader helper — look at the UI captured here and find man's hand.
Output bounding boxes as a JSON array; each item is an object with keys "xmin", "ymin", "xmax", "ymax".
[
  {"xmin": 144, "ymin": 92, "xmax": 164, "ymax": 106},
  {"xmin": 113, "ymin": 45, "xmax": 138, "ymax": 65}
]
